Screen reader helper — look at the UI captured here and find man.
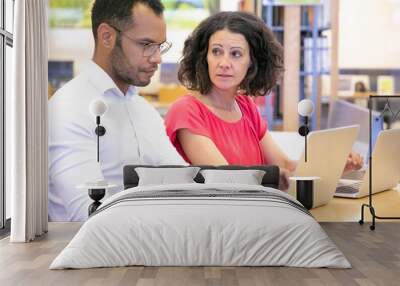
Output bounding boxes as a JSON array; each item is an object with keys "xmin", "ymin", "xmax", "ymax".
[{"xmin": 48, "ymin": 0, "xmax": 185, "ymax": 221}]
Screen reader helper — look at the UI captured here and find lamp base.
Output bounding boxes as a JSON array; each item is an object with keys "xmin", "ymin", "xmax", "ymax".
[
  {"xmin": 296, "ymin": 180, "xmax": 314, "ymax": 210},
  {"xmin": 88, "ymin": 188, "xmax": 106, "ymax": 216}
]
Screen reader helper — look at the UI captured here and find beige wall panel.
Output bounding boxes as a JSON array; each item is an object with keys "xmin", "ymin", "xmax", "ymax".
[{"xmin": 283, "ymin": 6, "xmax": 301, "ymax": 131}]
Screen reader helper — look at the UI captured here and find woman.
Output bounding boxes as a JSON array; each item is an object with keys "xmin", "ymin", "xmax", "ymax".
[{"xmin": 165, "ymin": 12, "xmax": 362, "ymax": 188}]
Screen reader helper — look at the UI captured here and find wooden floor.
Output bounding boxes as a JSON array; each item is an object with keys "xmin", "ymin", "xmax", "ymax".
[
  {"xmin": 0, "ymin": 221, "xmax": 399, "ymax": 286},
  {"xmin": 1, "ymin": 188, "xmax": 400, "ymax": 286}
]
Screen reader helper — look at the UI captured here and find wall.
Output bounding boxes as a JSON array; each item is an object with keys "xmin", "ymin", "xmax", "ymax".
[
  {"xmin": 220, "ymin": 0, "xmax": 240, "ymax": 11},
  {"xmin": 339, "ymin": 0, "xmax": 400, "ymax": 69},
  {"xmin": 49, "ymin": 28, "xmax": 94, "ymax": 76}
]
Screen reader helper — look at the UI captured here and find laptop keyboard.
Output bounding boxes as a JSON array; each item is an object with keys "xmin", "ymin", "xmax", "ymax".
[
  {"xmin": 336, "ymin": 180, "xmax": 363, "ymax": 194},
  {"xmin": 341, "ymin": 169, "xmax": 366, "ymax": 180}
]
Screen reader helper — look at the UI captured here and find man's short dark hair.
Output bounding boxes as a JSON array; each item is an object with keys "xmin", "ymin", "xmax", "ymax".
[
  {"xmin": 91, "ymin": 0, "xmax": 164, "ymax": 42},
  {"xmin": 178, "ymin": 11, "xmax": 284, "ymax": 97}
]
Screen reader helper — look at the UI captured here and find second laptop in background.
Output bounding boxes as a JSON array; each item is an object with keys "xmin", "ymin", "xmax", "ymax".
[{"xmin": 335, "ymin": 128, "xmax": 400, "ymax": 198}]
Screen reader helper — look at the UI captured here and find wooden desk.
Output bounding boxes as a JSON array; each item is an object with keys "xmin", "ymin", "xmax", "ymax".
[
  {"xmin": 338, "ymin": 92, "xmax": 371, "ymax": 100},
  {"xmin": 150, "ymin": 101, "xmax": 172, "ymax": 109},
  {"xmin": 338, "ymin": 92, "xmax": 400, "ymax": 100},
  {"xmin": 311, "ymin": 184, "xmax": 400, "ymax": 222}
]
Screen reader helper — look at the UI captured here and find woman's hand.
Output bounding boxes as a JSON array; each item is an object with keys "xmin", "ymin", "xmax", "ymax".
[
  {"xmin": 278, "ymin": 168, "xmax": 293, "ymax": 191},
  {"xmin": 278, "ymin": 159, "xmax": 297, "ymax": 190},
  {"xmin": 343, "ymin": 152, "xmax": 364, "ymax": 173}
]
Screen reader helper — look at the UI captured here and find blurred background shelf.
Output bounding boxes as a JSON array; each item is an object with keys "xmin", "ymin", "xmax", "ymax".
[{"xmin": 258, "ymin": 0, "xmax": 338, "ymax": 131}]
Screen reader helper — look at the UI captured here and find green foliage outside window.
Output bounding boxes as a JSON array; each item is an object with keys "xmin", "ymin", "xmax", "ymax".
[
  {"xmin": 49, "ymin": 0, "xmax": 218, "ymax": 29},
  {"xmin": 50, "ymin": 0, "xmax": 89, "ymax": 8},
  {"xmin": 49, "ymin": 0, "xmax": 93, "ymax": 28}
]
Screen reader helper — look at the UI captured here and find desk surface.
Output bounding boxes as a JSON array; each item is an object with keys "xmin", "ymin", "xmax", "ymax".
[
  {"xmin": 311, "ymin": 185, "xmax": 400, "ymax": 221},
  {"xmin": 338, "ymin": 92, "xmax": 400, "ymax": 100},
  {"xmin": 270, "ymin": 131, "xmax": 400, "ymax": 221}
]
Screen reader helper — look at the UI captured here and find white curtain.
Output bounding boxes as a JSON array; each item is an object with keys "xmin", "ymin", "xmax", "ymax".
[{"xmin": 7, "ymin": 0, "xmax": 48, "ymax": 242}]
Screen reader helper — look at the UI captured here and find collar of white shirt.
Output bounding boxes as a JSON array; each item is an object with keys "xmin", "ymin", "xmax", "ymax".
[{"xmin": 85, "ymin": 60, "xmax": 137, "ymax": 99}]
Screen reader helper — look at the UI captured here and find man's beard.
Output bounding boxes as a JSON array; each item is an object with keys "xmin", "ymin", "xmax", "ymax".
[{"xmin": 109, "ymin": 43, "xmax": 150, "ymax": 87}]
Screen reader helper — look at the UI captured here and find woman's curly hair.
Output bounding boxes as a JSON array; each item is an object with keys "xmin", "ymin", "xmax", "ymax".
[{"xmin": 178, "ymin": 11, "xmax": 284, "ymax": 97}]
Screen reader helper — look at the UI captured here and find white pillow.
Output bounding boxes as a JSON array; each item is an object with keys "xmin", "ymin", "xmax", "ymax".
[
  {"xmin": 135, "ymin": 167, "xmax": 200, "ymax": 186},
  {"xmin": 200, "ymin": 169, "xmax": 266, "ymax": 185}
]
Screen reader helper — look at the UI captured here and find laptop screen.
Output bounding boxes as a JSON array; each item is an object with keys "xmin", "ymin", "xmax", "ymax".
[
  {"xmin": 369, "ymin": 114, "xmax": 384, "ymax": 159},
  {"xmin": 327, "ymin": 99, "xmax": 383, "ymax": 161}
]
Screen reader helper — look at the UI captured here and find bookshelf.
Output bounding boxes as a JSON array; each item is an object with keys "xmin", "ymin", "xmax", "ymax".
[{"xmin": 242, "ymin": 0, "xmax": 339, "ymax": 131}]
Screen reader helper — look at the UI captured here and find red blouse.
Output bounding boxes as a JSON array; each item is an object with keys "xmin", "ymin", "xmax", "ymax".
[{"xmin": 165, "ymin": 95, "xmax": 268, "ymax": 165}]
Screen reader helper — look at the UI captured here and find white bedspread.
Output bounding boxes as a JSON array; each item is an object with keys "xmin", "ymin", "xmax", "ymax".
[{"xmin": 50, "ymin": 183, "xmax": 350, "ymax": 269}]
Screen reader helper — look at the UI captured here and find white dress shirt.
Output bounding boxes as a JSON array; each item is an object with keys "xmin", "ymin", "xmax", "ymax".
[{"xmin": 48, "ymin": 61, "xmax": 185, "ymax": 221}]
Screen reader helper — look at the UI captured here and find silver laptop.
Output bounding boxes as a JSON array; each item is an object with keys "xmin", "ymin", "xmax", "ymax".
[
  {"xmin": 327, "ymin": 99, "xmax": 384, "ymax": 157},
  {"xmin": 335, "ymin": 128, "xmax": 400, "ymax": 198},
  {"xmin": 288, "ymin": 125, "xmax": 359, "ymax": 207}
]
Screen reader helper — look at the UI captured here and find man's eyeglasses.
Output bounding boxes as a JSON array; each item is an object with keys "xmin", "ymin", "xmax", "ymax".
[{"xmin": 109, "ymin": 24, "xmax": 172, "ymax": 57}]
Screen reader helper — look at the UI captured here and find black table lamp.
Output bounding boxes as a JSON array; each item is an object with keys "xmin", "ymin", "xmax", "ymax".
[
  {"xmin": 292, "ymin": 99, "xmax": 317, "ymax": 210},
  {"xmin": 297, "ymin": 99, "xmax": 314, "ymax": 162},
  {"xmin": 87, "ymin": 99, "xmax": 108, "ymax": 216}
]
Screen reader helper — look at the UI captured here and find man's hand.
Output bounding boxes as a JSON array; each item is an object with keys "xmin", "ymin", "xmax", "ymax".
[{"xmin": 343, "ymin": 152, "xmax": 364, "ymax": 173}]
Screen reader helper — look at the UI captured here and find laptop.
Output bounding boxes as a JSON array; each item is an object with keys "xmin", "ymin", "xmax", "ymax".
[
  {"xmin": 335, "ymin": 128, "xmax": 400, "ymax": 198},
  {"xmin": 288, "ymin": 125, "xmax": 359, "ymax": 207},
  {"xmin": 327, "ymin": 99, "xmax": 384, "ymax": 157}
]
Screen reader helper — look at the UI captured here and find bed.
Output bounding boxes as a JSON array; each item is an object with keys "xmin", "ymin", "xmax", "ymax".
[{"xmin": 50, "ymin": 165, "xmax": 350, "ymax": 269}]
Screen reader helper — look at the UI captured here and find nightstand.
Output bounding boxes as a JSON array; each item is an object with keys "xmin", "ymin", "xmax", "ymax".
[{"xmin": 77, "ymin": 182, "xmax": 116, "ymax": 216}]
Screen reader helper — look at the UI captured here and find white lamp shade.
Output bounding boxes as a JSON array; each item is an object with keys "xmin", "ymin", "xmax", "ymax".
[
  {"xmin": 297, "ymin": 99, "xmax": 314, "ymax": 117},
  {"xmin": 89, "ymin": 99, "xmax": 108, "ymax": 117}
]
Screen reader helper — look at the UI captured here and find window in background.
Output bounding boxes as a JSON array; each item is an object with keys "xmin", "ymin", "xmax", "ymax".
[
  {"xmin": 48, "ymin": 0, "xmax": 94, "ymax": 95},
  {"xmin": 141, "ymin": 0, "xmax": 220, "ymax": 95},
  {"xmin": 0, "ymin": 0, "xmax": 14, "ymax": 233},
  {"xmin": 163, "ymin": 0, "xmax": 219, "ymax": 29},
  {"xmin": 47, "ymin": 0, "xmax": 220, "ymax": 112},
  {"xmin": 49, "ymin": 0, "xmax": 92, "ymax": 29},
  {"xmin": 48, "ymin": 61, "xmax": 74, "ymax": 98}
]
